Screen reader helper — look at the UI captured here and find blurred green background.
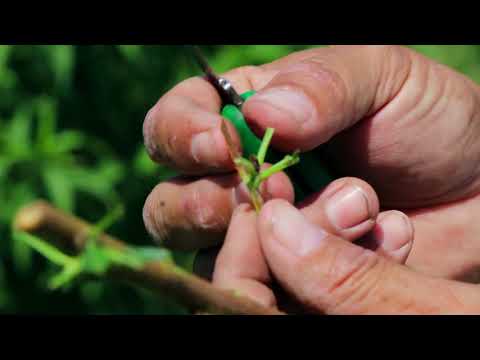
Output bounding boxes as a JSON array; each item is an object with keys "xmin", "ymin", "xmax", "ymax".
[{"xmin": 1, "ymin": 45, "xmax": 479, "ymax": 314}]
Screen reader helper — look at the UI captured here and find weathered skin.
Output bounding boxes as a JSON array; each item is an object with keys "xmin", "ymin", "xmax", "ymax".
[{"xmin": 143, "ymin": 46, "xmax": 480, "ymax": 313}]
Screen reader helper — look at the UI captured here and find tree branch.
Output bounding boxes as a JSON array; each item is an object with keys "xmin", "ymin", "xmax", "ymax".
[{"xmin": 13, "ymin": 200, "xmax": 284, "ymax": 315}]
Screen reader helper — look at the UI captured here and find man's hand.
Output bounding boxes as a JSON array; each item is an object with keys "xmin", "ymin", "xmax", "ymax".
[
  {"xmin": 213, "ymin": 198, "xmax": 480, "ymax": 314},
  {"xmin": 142, "ymin": 45, "xmax": 480, "ymax": 281}
]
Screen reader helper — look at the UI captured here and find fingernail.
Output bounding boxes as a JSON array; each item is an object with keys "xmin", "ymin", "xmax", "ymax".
[
  {"xmin": 191, "ymin": 127, "xmax": 224, "ymax": 167},
  {"xmin": 376, "ymin": 211, "xmax": 413, "ymax": 252},
  {"xmin": 250, "ymin": 88, "xmax": 315, "ymax": 125},
  {"xmin": 265, "ymin": 201, "xmax": 327, "ymax": 256},
  {"xmin": 326, "ymin": 186, "xmax": 371, "ymax": 230}
]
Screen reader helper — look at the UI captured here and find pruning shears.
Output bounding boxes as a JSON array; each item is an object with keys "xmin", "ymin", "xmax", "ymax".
[{"xmin": 189, "ymin": 46, "xmax": 335, "ymax": 201}]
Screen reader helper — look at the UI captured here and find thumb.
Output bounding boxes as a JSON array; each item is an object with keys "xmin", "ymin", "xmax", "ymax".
[
  {"xmin": 242, "ymin": 45, "xmax": 411, "ymax": 152},
  {"xmin": 258, "ymin": 199, "xmax": 480, "ymax": 314}
]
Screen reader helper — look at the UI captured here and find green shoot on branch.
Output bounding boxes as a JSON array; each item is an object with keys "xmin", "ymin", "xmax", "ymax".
[
  {"xmin": 221, "ymin": 120, "xmax": 300, "ymax": 212},
  {"xmin": 13, "ymin": 204, "xmax": 174, "ymax": 290}
]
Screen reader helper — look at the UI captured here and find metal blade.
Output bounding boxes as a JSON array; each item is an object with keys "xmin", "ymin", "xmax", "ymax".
[
  {"xmin": 189, "ymin": 45, "xmax": 216, "ymax": 79},
  {"xmin": 187, "ymin": 45, "xmax": 244, "ymax": 108}
]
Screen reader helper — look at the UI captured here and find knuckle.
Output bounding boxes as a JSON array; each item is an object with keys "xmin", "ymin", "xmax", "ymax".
[
  {"xmin": 183, "ymin": 180, "xmax": 230, "ymax": 230},
  {"xmin": 294, "ymin": 58, "xmax": 349, "ymax": 116},
  {"xmin": 224, "ymin": 65, "xmax": 260, "ymax": 86},
  {"xmin": 326, "ymin": 249, "xmax": 389, "ymax": 314},
  {"xmin": 363, "ymin": 45, "xmax": 401, "ymax": 59}
]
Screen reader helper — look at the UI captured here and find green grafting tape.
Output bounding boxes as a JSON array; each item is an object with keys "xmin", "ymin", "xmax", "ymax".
[
  {"xmin": 221, "ymin": 90, "xmax": 335, "ymax": 201},
  {"xmin": 221, "ymin": 90, "xmax": 260, "ymax": 158}
]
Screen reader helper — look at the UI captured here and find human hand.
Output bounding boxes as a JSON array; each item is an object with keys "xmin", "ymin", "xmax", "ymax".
[
  {"xmin": 143, "ymin": 45, "xmax": 480, "ymax": 281},
  {"xmin": 212, "ymin": 197, "xmax": 480, "ymax": 314}
]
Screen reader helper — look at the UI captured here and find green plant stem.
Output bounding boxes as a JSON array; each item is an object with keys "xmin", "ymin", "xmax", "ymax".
[
  {"xmin": 13, "ymin": 231, "xmax": 76, "ymax": 267},
  {"xmin": 49, "ymin": 262, "xmax": 82, "ymax": 289},
  {"xmin": 254, "ymin": 152, "xmax": 300, "ymax": 189},
  {"xmin": 257, "ymin": 128, "xmax": 274, "ymax": 166},
  {"xmin": 89, "ymin": 203, "xmax": 125, "ymax": 238},
  {"xmin": 13, "ymin": 201, "xmax": 285, "ymax": 315}
]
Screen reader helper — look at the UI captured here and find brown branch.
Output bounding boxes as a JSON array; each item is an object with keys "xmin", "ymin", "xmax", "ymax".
[{"xmin": 13, "ymin": 200, "xmax": 284, "ymax": 315}]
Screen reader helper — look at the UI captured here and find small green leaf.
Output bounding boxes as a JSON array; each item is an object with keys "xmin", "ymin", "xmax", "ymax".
[{"xmin": 256, "ymin": 151, "xmax": 300, "ymax": 187}]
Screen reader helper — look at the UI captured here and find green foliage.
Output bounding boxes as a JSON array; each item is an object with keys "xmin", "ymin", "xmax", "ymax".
[
  {"xmin": 13, "ymin": 205, "xmax": 174, "ymax": 291},
  {"xmin": 1, "ymin": 45, "xmax": 479, "ymax": 314}
]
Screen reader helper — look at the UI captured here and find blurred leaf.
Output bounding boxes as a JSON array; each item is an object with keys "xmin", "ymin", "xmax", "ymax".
[
  {"xmin": 133, "ymin": 147, "xmax": 157, "ymax": 176},
  {"xmin": 133, "ymin": 146, "xmax": 177, "ymax": 180},
  {"xmin": 173, "ymin": 251, "xmax": 196, "ymax": 272},
  {"xmin": 81, "ymin": 241, "xmax": 111, "ymax": 275},
  {"xmin": 42, "ymin": 165, "xmax": 75, "ymax": 212},
  {"xmin": 117, "ymin": 45, "xmax": 143, "ymax": 62},
  {"xmin": 2, "ymin": 105, "xmax": 33, "ymax": 158},
  {"xmin": 0, "ymin": 182, "xmax": 36, "ymax": 223},
  {"xmin": 0, "ymin": 45, "xmax": 11, "ymax": 66},
  {"xmin": 53, "ymin": 130, "xmax": 88, "ymax": 154},
  {"xmin": 70, "ymin": 160, "xmax": 124, "ymax": 201},
  {"xmin": 80, "ymin": 280, "xmax": 105, "ymax": 304},
  {"xmin": 0, "ymin": 45, "xmax": 16, "ymax": 91},
  {"xmin": 0, "ymin": 262, "xmax": 9, "ymax": 309},
  {"xmin": 35, "ymin": 96, "xmax": 57, "ymax": 152},
  {"xmin": 44, "ymin": 45, "xmax": 74, "ymax": 91},
  {"xmin": 11, "ymin": 232, "xmax": 34, "ymax": 275},
  {"xmin": 0, "ymin": 156, "xmax": 13, "ymax": 181}
]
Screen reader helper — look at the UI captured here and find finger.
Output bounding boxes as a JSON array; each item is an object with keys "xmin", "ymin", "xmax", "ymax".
[
  {"xmin": 358, "ymin": 210, "xmax": 414, "ymax": 264},
  {"xmin": 212, "ymin": 204, "xmax": 276, "ymax": 308},
  {"xmin": 298, "ymin": 177, "xmax": 380, "ymax": 241},
  {"xmin": 242, "ymin": 45, "xmax": 412, "ymax": 152},
  {"xmin": 257, "ymin": 199, "xmax": 464, "ymax": 314},
  {"xmin": 143, "ymin": 167, "xmax": 294, "ymax": 251},
  {"xmin": 143, "ymin": 66, "xmax": 278, "ymax": 175}
]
